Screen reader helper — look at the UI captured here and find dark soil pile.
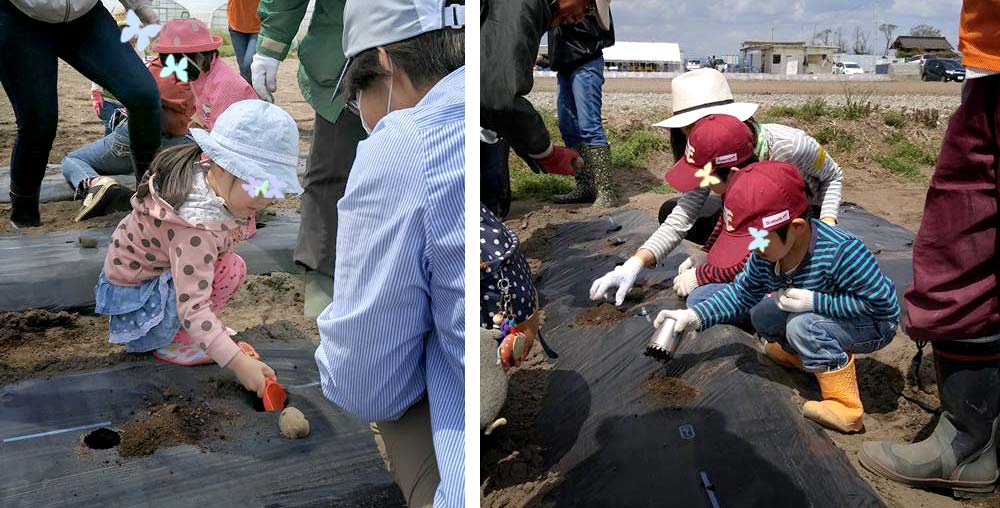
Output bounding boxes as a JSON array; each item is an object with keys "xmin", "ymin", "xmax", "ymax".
[
  {"xmin": 0, "ymin": 309, "xmax": 75, "ymax": 347},
  {"xmin": 481, "ymin": 348, "xmax": 560, "ymax": 508},
  {"xmin": 642, "ymin": 371, "xmax": 699, "ymax": 406},
  {"xmin": 118, "ymin": 397, "xmax": 236, "ymax": 458},
  {"xmin": 572, "ymin": 303, "xmax": 626, "ymax": 328}
]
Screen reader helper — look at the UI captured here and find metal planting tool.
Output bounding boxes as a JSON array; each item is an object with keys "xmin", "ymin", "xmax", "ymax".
[{"xmin": 644, "ymin": 316, "xmax": 680, "ymax": 362}]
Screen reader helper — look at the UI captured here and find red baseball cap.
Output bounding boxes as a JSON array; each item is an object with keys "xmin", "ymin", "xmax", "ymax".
[
  {"xmin": 706, "ymin": 161, "xmax": 809, "ymax": 268},
  {"xmin": 665, "ymin": 114, "xmax": 755, "ymax": 192}
]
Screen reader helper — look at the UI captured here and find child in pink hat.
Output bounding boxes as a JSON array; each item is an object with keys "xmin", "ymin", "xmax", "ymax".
[{"xmin": 151, "ymin": 18, "xmax": 257, "ymax": 130}]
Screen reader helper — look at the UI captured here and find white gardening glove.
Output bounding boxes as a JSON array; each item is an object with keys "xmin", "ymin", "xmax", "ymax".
[
  {"xmin": 672, "ymin": 269, "xmax": 700, "ymax": 297},
  {"xmin": 677, "ymin": 251, "xmax": 708, "ymax": 274},
  {"xmin": 251, "ymin": 54, "xmax": 281, "ymax": 102},
  {"xmin": 589, "ymin": 256, "xmax": 644, "ymax": 306},
  {"xmin": 134, "ymin": 4, "xmax": 160, "ymax": 25},
  {"xmin": 774, "ymin": 288, "xmax": 815, "ymax": 313},
  {"xmin": 653, "ymin": 308, "xmax": 700, "ymax": 333}
]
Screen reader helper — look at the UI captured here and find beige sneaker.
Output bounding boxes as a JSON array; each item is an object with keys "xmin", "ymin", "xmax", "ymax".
[{"xmin": 74, "ymin": 176, "xmax": 133, "ymax": 222}]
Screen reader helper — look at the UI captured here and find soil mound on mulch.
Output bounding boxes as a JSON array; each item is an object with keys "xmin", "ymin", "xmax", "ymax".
[
  {"xmin": 118, "ymin": 398, "xmax": 236, "ymax": 458},
  {"xmin": 642, "ymin": 371, "xmax": 699, "ymax": 406},
  {"xmin": 572, "ymin": 303, "xmax": 625, "ymax": 328}
]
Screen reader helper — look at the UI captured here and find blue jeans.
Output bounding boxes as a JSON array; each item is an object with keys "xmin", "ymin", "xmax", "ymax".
[
  {"xmin": 61, "ymin": 124, "xmax": 188, "ymax": 191},
  {"xmin": 0, "ymin": 0, "xmax": 161, "ymax": 196},
  {"xmin": 750, "ymin": 295, "xmax": 897, "ymax": 372},
  {"xmin": 229, "ymin": 28, "xmax": 258, "ymax": 83},
  {"xmin": 99, "ymin": 99, "xmax": 124, "ymax": 136},
  {"xmin": 556, "ymin": 55, "xmax": 609, "ymax": 148}
]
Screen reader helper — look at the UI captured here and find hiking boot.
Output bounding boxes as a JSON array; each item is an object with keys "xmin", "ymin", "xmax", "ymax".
[
  {"xmin": 859, "ymin": 348, "xmax": 1000, "ymax": 496},
  {"xmin": 762, "ymin": 341, "xmax": 804, "ymax": 371},
  {"xmin": 803, "ymin": 354, "xmax": 865, "ymax": 433},
  {"xmin": 9, "ymin": 189, "xmax": 41, "ymax": 229},
  {"xmin": 74, "ymin": 176, "xmax": 133, "ymax": 222},
  {"xmin": 590, "ymin": 144, "xmax": 619, "ymax": 208},
  {"xmin": 552, "ymin": 144, "xmax": 595, "ymax": 204}
]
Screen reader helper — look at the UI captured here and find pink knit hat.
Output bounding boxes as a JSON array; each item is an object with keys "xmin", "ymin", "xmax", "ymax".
[{"xmin": 151, "ymin": 19, "xmax": 223, "ymax": 53}]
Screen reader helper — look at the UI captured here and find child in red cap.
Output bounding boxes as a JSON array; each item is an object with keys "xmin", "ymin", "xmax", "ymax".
[{"xmin": 655, "ymin": 160, "xmax": 899, "ymax": 434}]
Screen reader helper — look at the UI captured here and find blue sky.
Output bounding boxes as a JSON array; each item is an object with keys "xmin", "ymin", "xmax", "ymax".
[{"xmin": 611, "ymin": 0, "xmax": 962, "ymax": 59}]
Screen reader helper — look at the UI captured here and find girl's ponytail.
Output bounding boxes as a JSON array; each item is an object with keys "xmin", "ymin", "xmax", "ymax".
[{"xmin": 136, "ymin": 143, "xmax": 203, "ymax": 209}]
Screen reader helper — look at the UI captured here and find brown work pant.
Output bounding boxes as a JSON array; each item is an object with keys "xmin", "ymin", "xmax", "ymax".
[
  {"xmin": 371, "ymin": 396, "xmax": 440, "ymax": 508},
  {"xmin": 294, "ymin": 110, "xmax": 366, "ymax": 276}
]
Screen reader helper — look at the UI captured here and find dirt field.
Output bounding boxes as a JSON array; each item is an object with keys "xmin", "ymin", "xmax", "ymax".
[{"xmin": 482, "ymin": 101, "xmax": 999, "ymax": 508}]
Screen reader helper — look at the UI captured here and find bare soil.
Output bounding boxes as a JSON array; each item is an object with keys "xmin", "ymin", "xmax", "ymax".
[
  {"xmin": 533, "ymin": 77, "xmax": 963, "ymax": 96},
  {"xmin": 118, "ymin": 396, "xmax": 237, "ymax": 458},
  {"xmin": 571, "ymin": 302, "xmax": 625, "ymax": 328},
  {"xmin": 642, "ymin": 371, "xmax": 699, "ymax": 406}
]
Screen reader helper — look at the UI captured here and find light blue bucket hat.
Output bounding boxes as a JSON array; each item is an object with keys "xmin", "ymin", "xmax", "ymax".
[{"xmin": 190, "ymin": 99, "xmax": 304, "ymax": 195}]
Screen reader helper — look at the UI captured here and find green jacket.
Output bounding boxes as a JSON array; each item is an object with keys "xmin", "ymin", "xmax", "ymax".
[{"xmin": 256, "ymin": 0, "xmax": 346, "ymax": 123}]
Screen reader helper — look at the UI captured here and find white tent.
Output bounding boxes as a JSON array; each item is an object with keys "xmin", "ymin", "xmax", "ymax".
[{"xmin": 603, "ymin": 42, "xmax": 681, "ymax": 64}]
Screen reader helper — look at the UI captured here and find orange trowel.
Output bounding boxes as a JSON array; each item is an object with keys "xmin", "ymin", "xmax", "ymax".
[{"xmin": 262, "ymin": 379, "xmax": 287, "ymax": 412}]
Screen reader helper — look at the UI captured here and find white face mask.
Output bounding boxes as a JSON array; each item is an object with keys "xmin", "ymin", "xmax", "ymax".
[{"xmin": 358, "ymin": 58, "xmax": 394, "ymax": 135}]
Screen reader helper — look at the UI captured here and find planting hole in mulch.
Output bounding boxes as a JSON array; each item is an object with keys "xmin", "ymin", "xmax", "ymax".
[
  {"xmin": 572, "ymin": 303, "xmax": 626, "ymax": 328},
  {"xmin": 642, "ymin": 370, "xmax": 699, "ymax": 406},
  {"xmin": 83, "ymin": 428, "xmax": 121, "ymax": 450}
]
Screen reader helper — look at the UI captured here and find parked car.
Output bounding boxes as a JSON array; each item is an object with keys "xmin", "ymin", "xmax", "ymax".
[
  {"xmin": 832, "ymin": 61, "xmax": 864, "ymax": 75},
  {"xmin": 685, "ymin": 59, "xmax": 703, "ymax": 71},
  {"xmin": 922, "ymin": 58, "xmax": 966, "ymax": 82}
]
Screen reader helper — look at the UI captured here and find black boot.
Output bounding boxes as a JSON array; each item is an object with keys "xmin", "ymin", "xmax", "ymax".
[
  {"xmin": 860, "ymin": 341, "xmax": 1000, "ymax": 496},
  {"xmin": 9, "ymin": 190, "xmax": 41, "ymax": 229},
  {"xmin": 552, "ymin": 144, "xmax": 596, "ymax": 204}
]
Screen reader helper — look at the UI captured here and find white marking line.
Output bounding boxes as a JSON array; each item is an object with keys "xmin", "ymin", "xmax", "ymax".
[
  {"xmin": 286, "ymin": 381, "xmax": 320, "ymax": 390},
  {"xmin": 2, "ymin": 421, "xmax": 112, "ymax": 444}
]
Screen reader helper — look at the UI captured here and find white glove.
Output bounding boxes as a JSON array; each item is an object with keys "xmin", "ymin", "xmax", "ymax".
[
  {"xmin": 672, "ymin": 269, "xmax": 700, "ymax": 297},
  {"xmin": 589, "ymin": 256, "xmax": 644, "ymax": 306},
  {"xmin": 134, "ymin": 4, "xmax": 160, "ymax": 25},
  {"xmin": 653, "ymin": 308, "xmax": 700, "ymax": 333},
  {"xmin": 251, "ymin": 54, "xmax": 281, "ymax": 102},
  {"xmin": 774, "ymin": 288, "xmax": 815, "ymax": 313},
  {"xmin": 677, "ymin": 251, "xmax": 708, "ymax": 274}
]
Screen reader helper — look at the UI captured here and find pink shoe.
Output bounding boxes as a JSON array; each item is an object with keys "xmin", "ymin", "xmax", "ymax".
[{"xmin": 152, "ymin": 329, "xmax": 212, "ymax": 366}]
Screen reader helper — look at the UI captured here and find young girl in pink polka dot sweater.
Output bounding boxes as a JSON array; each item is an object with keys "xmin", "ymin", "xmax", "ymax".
[{"xmin": 94, "ymin": 100, "xmax": 303, "ymax": 397}]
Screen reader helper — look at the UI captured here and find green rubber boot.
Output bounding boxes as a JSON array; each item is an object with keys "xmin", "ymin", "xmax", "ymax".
[
  {"xmin": 859, "ymin": 348, "xmax": 1000, "ymax": 497},
  {"xmin": 590, "ymin": 145, "xmax": 619, "ymax": 208},
  {"xmin": 552, "ymin": 144, "xmax": 595, "ymax": 204}
]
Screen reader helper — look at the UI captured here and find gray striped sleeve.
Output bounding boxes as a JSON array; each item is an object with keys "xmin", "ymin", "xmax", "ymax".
[
  {"xmin": 765, "ymin": 124, "xmax": 843, "ymax": 220},
  {"xmin": 639, "ymin": 188, "xmax": 710, "ymax": 262}
]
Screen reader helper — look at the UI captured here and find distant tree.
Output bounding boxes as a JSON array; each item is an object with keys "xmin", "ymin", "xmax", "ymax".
[
  {"xmin": 834, "ymin": 29, "xmax": 847, "ymax": 53},
  {"xmin": 853, "ymin": 27, "xmax": 871, "ymax": 54},
  {"xmin": 879, "ymin": 23, "xmax": 898, "ymax": 56},
  {"xmin": 812, "ymin": 28, "xmax": 833, "ymax": 46},
  {"xmin": 909, "ymin": 24, "xmax": 943, "ymax": 37}
]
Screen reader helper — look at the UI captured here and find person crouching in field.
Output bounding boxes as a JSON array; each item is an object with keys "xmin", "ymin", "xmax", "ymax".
[
  {"xmin": 94, "ymin": 100, "xmax": 301, "ymax": 398},
  {"xmin": 63, "ymin": 18, "xmax": 258, "ymax": 223},
  {"xmin": 656, "ymin": 161, "xmax": 899, "ymax": 433}
]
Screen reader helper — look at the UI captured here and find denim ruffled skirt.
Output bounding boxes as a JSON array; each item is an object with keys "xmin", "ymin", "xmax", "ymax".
[{"xmin": 94, "ymin": 271, "xmax": 181, "ymax": 353}]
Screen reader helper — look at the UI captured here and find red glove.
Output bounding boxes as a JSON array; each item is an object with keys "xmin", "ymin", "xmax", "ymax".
[
  {"xmin": 535, "ymin": 145, "xmax": 581, "ymax": 176},
  {"xmin": 91, "ymin": 90, "xmax": 104, "ymax": 118}
]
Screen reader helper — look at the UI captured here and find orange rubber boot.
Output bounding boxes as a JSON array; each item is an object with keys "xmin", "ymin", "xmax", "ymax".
[
  {"xmin": 763, "ymin": 341, "xmax": 804, "ymax": 371},
  {"xmin": 803, "ymin": 355, "xmax": 864, "ymax": 433}
]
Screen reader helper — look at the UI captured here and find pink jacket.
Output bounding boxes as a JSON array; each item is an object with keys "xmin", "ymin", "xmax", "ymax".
[
  {"xmin": 191, "ymin": 55, "xmax": 259, "ymax": 129},
  {"xmin": 103, "ymin": 179, "xmax": 249, "ymax": 366}
]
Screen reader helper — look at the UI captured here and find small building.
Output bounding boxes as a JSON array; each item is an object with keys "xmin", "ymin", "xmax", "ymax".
[
  {"xmin": 602, "ymin": 42, "xmax": 682, "ymax": 72},
  {"xmin": 890, "ymin": 36, "xmax": 955, "ymax": 58},
  {"xmin": 739, "ymin": 41, "xmax": 840, "ymax": 74},
  {"xmin": 538, "ymin": 41, "xmax": 682, "ymax": 72}
]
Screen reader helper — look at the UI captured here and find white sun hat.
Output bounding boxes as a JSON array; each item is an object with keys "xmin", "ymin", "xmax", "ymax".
[
  {"xmin": 190, "ymin": 99, "xmax": 304, "ymax": 195},
  {"xmin": 652, "ymin": 68, "xmax": 759, "ymax": 129}
]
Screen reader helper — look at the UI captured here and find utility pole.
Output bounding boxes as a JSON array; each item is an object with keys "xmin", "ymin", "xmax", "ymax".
[{"xmin": 873, "ymin": 1, "xmax": 879, "ymax": 65}]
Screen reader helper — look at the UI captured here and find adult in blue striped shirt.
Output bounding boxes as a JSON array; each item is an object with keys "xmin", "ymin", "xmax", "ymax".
[
  {"xmin": 656, "ymin": 161, "xmax": 899, "ymax": 435},
  {"xmin": 314, "ymin": 1, "xmax": 465, "ymax": 507}
]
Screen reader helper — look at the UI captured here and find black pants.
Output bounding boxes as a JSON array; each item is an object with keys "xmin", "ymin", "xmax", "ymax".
[
  {"xmin": 294, "ymin": 110, "xmax": 366, "ymax": 276},
  {"xmin": 481, "ymin": 139, "xmax": 511, "ymax": 218},
  {"xmin": 0, "ymin": 0, "xmax": 161, "ymax": 196},
  {"xmin": 659, "ymin": 195, "xmax": 823, "ymax": 246}
]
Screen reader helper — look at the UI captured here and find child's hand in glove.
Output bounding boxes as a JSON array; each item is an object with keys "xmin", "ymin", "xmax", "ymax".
[
  {"xmin": 672, "ymin": 269, "xmax": 700, "ymax": 297},
  {"xmin": 774, "ymin": 288, "xmax": 815, "ymax": 313},
  {"xmin": 227, "ymin": 352, "xmax": 277, "ymax": 398},
  {"xmin": 676, "ymin": 251, "xmax": 707, "ymax": 274}
]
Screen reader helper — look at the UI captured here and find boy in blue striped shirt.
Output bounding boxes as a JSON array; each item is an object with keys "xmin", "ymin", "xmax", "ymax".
[{"xmin": 656, "ymin": 160, "xmax": 899, "ymax": 433}]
